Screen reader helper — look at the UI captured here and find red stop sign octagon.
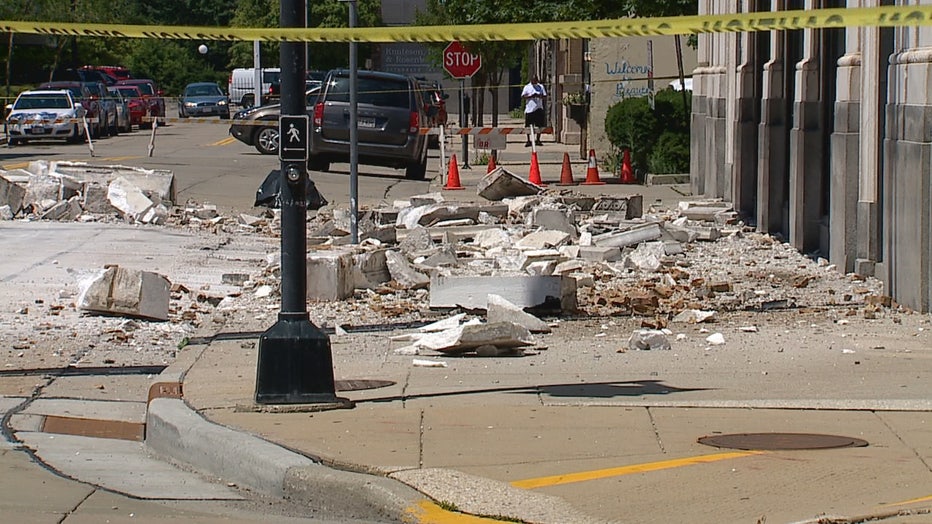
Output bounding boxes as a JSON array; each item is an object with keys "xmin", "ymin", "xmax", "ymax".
[{"xmin": 443, "ymin": 41, "xmax": 481, "ymax": 79}]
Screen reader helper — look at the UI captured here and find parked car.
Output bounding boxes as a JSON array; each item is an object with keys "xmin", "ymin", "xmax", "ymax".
[
  {"xmin": 111, "ymin": 85, "xmax": 146, "ymax": 127},
  {"xmin": 82, "ymin": 65, "xmax": 132, "ymax": 83},
  {"xmin": 229, "ymin": 87, "xmax": 321, "ymax": 155},
  {"xmin": 179, "ymin": 82, "xmax": 230, "ymax": 119},
  {"xmin": 37, "ymin": 81, "xmax": 103, "ymax": 138},
  {"xmin": 83, "ymin": 81, "xmax": 119, "ymax": 136},
  {"xmin": 51, "ymin": 67, "xmax": 115, "ymax": 86},
  {"xmin": 228, "ymin": 67, "xmax": 281, "ymax": 107},
  {"xmin": 106, "ymin": 87, "xmax": 133, "ymax": 133},
  {"xmin": 5, "ymin": 89, "xmax": 87, "ymax": 145},
  {"xmin": 310, "ymin": 69, "xmax": 429, "ymax": 180},
  {"xmin": 115, "ymin": 79, "xmax": 166, "ymax": 128}
]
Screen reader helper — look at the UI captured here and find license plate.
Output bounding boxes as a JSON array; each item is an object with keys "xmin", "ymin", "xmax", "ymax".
[
  {"xmin": 358, "ymin": 117, "xmax": 376, "ymax": 128},
  {"xmin": 30, "ymin": 127, "xmax": 46, "ymax": 134}
]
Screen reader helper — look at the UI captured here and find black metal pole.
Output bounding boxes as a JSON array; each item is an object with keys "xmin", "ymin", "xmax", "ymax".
[{"xmin": 255, "ymin": 0, "xmax": 338, "ymax": 404}]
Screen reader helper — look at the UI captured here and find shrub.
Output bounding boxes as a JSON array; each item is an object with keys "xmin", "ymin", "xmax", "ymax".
[{"xmin": 604, "ymin": 88, "xmax": 691, "ymax": 176}]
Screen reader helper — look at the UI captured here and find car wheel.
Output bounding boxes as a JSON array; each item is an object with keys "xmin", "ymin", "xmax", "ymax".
[
  {"xmin": 8, "ymin": 138, "xmax": 23, "ymax": 146},
  {"xmin": 109, "ymin": 118, "xmax": 119, "ymax": 136},
  {"xmin": 255, "ymin": 126, "xmax": 279, "ymax": 155},
  {"xmin": 220, "ymin": 113, "xmax": 230, "ymax": 120},
  {"xmin": 241, "ymin": 94, "xmax": 254, "ymax": 108},
  {"xmin": 405, "ymin": 149, "xmax": 428, "ymax": 180},
  {"xmin": 307, "ymin": 156, "xmax": 330, "ymax": 173},
  {"xmin": 179, "ymin": 109, "xmax": 187, "ymax": 118}
]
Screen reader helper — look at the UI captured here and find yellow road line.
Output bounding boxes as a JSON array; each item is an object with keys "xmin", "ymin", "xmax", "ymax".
[
  {"xmin": 0, "ymin": 161, "xmax": 29, "ymax": 170},
  {"xmin": 510, "ymin": 450, "xmax": 764, "ymax": 489},
  {"xmin": 211, "ymin": 136, "xmax": 236, "ymax": 146},
  {"xmin": 407, "ymin": 500, "xmax": 504, "ymax": 523},
  {"xmin": 99, "ymin": 156, "xmax": 141, "ymax": 162},
  {"xmin": 880, "ymin": 494, "xmax": 932, "ymax": 507}
]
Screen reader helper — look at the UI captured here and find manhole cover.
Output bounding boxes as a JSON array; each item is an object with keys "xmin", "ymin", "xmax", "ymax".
[
  {"xmin": 698, "ymin": 432, "xmax": 869, "ymax": 450},
  {"xmin": 335, "ymin": 379, "xmax": 395, "ymax": 392}
]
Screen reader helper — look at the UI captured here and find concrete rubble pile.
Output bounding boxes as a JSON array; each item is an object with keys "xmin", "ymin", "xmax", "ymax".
[
  {"xmin": 1, "ymin": 161, "xmax": 894, "ymax": 363},
  {"xmin": 0, "ymin": 160, "xmax": 176, "ymax": 224}
]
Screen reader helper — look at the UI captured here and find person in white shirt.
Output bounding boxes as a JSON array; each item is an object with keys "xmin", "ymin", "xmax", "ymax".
[{"xmin": 521, "ymin": 75, "xmax": 546, "ymax": 146}]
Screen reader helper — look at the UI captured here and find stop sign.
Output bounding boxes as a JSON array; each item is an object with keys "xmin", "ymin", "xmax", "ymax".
[{"xmin": 443, "ymin": 41, "xmax": 481, "ymax": 79}]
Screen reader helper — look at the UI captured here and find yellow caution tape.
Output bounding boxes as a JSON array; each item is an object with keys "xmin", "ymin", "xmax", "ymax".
[{"xmin": 3, "ymin": 6, "xmax": 932, "ymax": 43}]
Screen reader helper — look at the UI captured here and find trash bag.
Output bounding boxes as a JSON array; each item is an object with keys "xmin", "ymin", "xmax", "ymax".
[{"xmin": 254, "ymin": 169, "xmax": 328, "ymax": 210}]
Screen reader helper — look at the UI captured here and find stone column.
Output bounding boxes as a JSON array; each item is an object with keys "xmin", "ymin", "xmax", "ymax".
[
  {"xmin": 883, "ymin": 45, "xmax": 932, "ymax": 312},
  {"xmin": 788, "ymin": 13, "xmax": 824, "ymax": 254},
  {"xmin": 757, "ymin": 0, "xmax": 788, "ymax": 234},
  {"xmin": 732, "ymin": 3, "xmax": 763, "ymax": 219}
]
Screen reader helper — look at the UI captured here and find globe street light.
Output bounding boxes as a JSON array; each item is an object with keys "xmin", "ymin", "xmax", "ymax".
[{"xmin": 198, "ymin": 44, "xmax": 208, "ymax": 55}]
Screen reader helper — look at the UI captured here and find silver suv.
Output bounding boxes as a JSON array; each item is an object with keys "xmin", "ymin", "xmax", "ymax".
[{"xmin": 309, "ymin": 70, "xmax": 429, "ymax": 180}]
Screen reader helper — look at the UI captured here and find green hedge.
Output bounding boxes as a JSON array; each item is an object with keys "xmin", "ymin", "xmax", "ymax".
[{"xmin": 604, "ymin": 88, "xmax": 691, "ymax": 176}]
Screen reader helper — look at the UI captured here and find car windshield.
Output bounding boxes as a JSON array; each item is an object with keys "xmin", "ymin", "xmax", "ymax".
[
  {"xmin": 185, "ymin": 84, "xmax": 222, "ymax": 97},
  {"xmin": 15, "ymin": 94, "xmax": 71, "ymax": 110},
  {"xmin": 132, "ymin": 83, "xmax": 154, "ymax": 95},
  {"xmin": 263, "ymin": 71, "xmax": 281, "ymax": 83},
  {"xmin": 84, "ymin": 84, "xmax": 103, "ymax": 96},
  {"xmin": 116, "ymin": 87, "xmax": 140, "ymax": 98},
  {"xmin": 326, "ymin": 77, "xmax": 410, "ymax": 108}
]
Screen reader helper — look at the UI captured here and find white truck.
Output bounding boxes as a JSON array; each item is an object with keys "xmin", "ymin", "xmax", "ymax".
[{"xmin": 227, "ymin": 67, "xmax": 281, "ymax": 107}]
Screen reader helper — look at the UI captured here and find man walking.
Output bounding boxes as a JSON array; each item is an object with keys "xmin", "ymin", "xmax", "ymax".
[{"xmin": 522, "ymin": 75, "xmax": 546, "ymax": 147}]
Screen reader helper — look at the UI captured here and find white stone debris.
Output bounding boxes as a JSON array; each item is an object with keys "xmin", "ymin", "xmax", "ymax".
[{"xmin": 627, "ymin": 329, "xmax": 672, "ymax": 351}]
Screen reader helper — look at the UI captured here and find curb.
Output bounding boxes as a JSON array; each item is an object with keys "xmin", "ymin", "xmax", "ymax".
[{"xmin": 146, "ymin": 398, "xmax": 426, "ymax": 522}]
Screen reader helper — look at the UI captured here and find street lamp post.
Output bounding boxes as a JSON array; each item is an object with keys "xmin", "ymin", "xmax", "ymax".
[
  {"xmin": 339, "ymin": 0, "xmax": 359, "ymax": 244},
  {"xmin": 254, "ymin": 0, "xmax": 340, "ymax": 405}
]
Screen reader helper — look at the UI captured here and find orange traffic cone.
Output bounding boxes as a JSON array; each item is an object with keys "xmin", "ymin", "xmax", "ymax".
[
  {"xmin": 557, "ymin": 152, "xmax": 577, "ymax": 186},
  {"xmin": 486, "ymin": 153, "xmax": 497, "ymax": 174},
  {"xmin": 582, "ymin": 149, "xmax": 605, "ymax": 185},
  {"xmin": 444, "ymin": 154, "xmax": 465, "ymax": 190},
  {"xmin": 528, "ymin": 151, "xmax": 546, "ymax": 186},
  {"xmin": 620, "ymin": 148, "xmax": 636, "ymax": 184}
]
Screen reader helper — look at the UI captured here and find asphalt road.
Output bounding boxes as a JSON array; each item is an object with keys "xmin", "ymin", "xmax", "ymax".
[{"xmin": 2, "ymin": 115, "xmax": 453, "ymax": 217}]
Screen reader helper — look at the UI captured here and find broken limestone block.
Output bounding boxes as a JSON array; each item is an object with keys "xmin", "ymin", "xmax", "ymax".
[
  {"xmin": 623, "ymin": 241, "xmax": 667, "ymax": 272},
  {"xmin": 351, "ymin": 249, "xmax": 390, "ymax": 289},
  {"xmin": 515, "ymin": 230, "xmax": 571, "ymax": 250},
  {"xmin": 627, "ymin": 329, "xmax": 672, "ymax": 351},
  {"xmin": 0, "ymin": 175, "xmax": 26, "ymax": 215},
  {"xmin": 0, "ymin": 205, "xmax": 13, "ymax": 220},
  {"xmin": 408, "ymin": 192, "xmax": 445, "ymax": 207},
  {"xmin": 591, "ymin": 194, "xmax": 643, "ymax": 219},
  {"xmin": 592, "ymin": 221, "xmax": 663, "ymax": 248},
  {"xmin": 577, "ymin": 245, "xmax": 622, "ymax": 262},
  {"xmin": 706, "ymin": 332, "xmax": 726, "ymax": 345},
  {"xmin": 417, "ymin": 245, "xmax": 459, "ymax": 268},
  {"xmin": 40, "ymin": 198, "xmax": 82, "ymax": 221},
  {"xmin": 398, "ymin": 226, "xmax": 434, "ymax": 254},
  {"xmin": 385, "ymin": 250, "xmax": 430, "ymax": 289},
  {"xmin": 477, "ymin": 167, "xmax": 543, "ymax": 201},
  {"xmin": 487, "ymin": 294, "xmax": 551, "ymax": 333},
  {"xmin": 505, "ymin": 195, "xmax": 543, "ymax": 215},
  {"xmin": 139, "ymin": 204, "xmax": 168, "ymax": 224},
  {"xmin": 525, "ymin": 260, "xmax": 558, "ymax": 275},
  {"xmin": 528, "ymin": 208, "xmax": 578, "ymax": 237},
  {"xmin": 672, "ymin": 309, "xmax": 716, "ymax": 323},
  {"xmin": 473, "ymin": 228, "xmax": 513, "ymax": 250},
  {"xmin": 193, "ymin": 203, "xmax": 219, "ymax": 219},
  {"xmin": 332, "ymin": 224, "xmax": 397, "ymax": 246},
  {"xmin": 81, "ymin": 183, "xmax": 119, "ymax": 215},
  {"xmin": 436, "ymin": 321, "xmax": 533, "ymax": 354},
  {"xmin": 108, "ymin": 176, "xmax": 154, "ymax": 222},
  {"xmin": 430, "ymin": 274, "xmax": 577, "ymax": 313},
  {"xmin": 553, "ymin": 259, "xmax": 586, "ymax": 275},
  {"xmin": 306, "ymin": 250, "xmax": 354, "ymax": 301},
  {"xmin": 78, "ymin": 266, "xmax": 170, "ymax": 321}
]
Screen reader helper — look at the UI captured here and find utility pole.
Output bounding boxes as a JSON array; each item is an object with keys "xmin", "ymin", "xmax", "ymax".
[{"xmin": 254, "ymin": 0, "xmax": 340, "ymax": 405}]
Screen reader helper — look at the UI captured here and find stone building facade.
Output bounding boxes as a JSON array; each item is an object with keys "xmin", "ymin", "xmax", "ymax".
[{"xmin": 691, "ymin": 0, "xmax": 932, "ymax": 312}]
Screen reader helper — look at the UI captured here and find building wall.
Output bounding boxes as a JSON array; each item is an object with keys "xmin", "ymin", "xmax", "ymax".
[
  {"xmin": 588, "ymin": 36, "xmax": 698, "ymax": 158},
  {"xmin": 693, "ymin": 0, "xmax": 932, "ymax": 312}
]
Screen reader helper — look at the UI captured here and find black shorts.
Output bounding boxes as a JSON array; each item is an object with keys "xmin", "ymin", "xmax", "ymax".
[{"xmin": 525, "ymin": 108, "xmax": 545, "ymax": 127}]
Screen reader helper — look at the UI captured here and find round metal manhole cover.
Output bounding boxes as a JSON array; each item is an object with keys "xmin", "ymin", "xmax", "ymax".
[
  {"xmin": 698, "ymin": 432, "xmax": 869, "ymax": 451},
  {"xmin": 334, "ymin": 379, "xmax": 395, "ymax": 392}
]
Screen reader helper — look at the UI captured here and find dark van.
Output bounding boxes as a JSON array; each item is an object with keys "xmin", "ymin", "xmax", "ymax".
[{"xmin": 309, "ymin": 70, "xmax": 429, "ymax": 180}]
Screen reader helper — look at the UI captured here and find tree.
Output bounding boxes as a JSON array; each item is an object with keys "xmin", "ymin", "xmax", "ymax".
[{"xmin": 229, "ymin": 0, "xmax": 382, "ymax": 72}]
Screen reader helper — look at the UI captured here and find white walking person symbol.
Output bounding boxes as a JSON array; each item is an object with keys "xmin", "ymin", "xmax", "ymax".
[{"xmin": 287, "ymin": 123, "xmax": 300, "ymax": 142}]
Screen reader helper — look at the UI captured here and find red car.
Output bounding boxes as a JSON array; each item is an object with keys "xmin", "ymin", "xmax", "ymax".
[
  {"xmin": 112, "ymin": 84, "xmax": 146, "ymax": 127},
  {"xmin": 115, "ymin": 79, "xmax": 166, "ymax": 127}
]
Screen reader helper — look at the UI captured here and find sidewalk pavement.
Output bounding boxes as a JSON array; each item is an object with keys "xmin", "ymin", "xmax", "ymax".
[{"xmin": 149, "ymin": 311, "xmax": 932, "ymax": 524}]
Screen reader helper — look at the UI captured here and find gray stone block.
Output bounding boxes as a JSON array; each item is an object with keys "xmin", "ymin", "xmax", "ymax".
[
  {"xmin": 0, "ymin": 175, "xmax": 26, "ymax": 215},
  {"xmin": 429, "ymin": 274, "xmax": 577, "ymax": 313},
  {"xmin": 477, "ymin": 167, "xmax": 543, "ymax": 201},
  {"xmin": 307, "ymin": 251, "xmax": 354, "ymax": 301},
  {"xmin": 78, "ymin": 266, "xmax": 170, "ymax": 321}
]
